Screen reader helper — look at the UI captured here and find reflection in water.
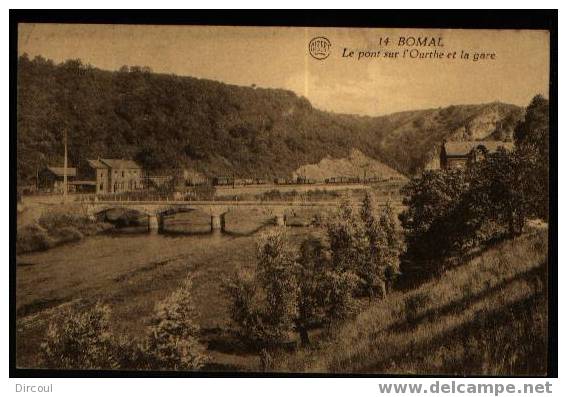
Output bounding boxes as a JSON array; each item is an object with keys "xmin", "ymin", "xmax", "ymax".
[
  {"xmin": 162, "ymin": 211, "xmax": 212, "ymax": 234},
  {"xmin": 22, "ymin": 223, "xmax": 232, "ymax": 261}
]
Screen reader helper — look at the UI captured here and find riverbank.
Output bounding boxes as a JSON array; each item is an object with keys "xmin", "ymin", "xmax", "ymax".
[{"xmin": 16, "ymin": 210, "xmax": 114, "ymax": 254}]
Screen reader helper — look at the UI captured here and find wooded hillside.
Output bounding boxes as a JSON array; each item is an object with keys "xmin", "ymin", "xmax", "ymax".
[{"xmin": 17, "ymin": 55, "xmax": 524, "ymax": 183}]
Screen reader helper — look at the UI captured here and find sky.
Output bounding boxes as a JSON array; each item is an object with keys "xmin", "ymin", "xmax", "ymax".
[{"xmin": 18, "ymin": 24, "xmax": 550, "ymax": 116}]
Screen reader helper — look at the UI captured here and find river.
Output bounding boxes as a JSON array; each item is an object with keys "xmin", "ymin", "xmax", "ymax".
[{"xmin": 15, "ymin": 214, "xmax": 319, "ymax": 370}]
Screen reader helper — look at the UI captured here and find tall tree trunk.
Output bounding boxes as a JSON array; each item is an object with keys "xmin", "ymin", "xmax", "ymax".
[
  {"xmin": 508, "ymin": 206, "xmax": 516, "ymax": 237},
  {"xmin": 297, "ymin": 324, "xmax": 310, "ymax": 346},
  {"xmin": 517, "ymin": 209, "xmax": 525, "ymax": 235}
]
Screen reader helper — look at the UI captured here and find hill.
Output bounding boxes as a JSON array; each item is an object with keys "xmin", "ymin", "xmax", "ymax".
[
  {"xmin": 16, "ymin": 55, "xmax": 524, "ymax": 184},
  {"xmin": 292, "ymin": 149, "xmax": 405, "ymax": 181},
  {"xmin": 275, "ymin": 228, "xmax": 548, "ymax": 375}
]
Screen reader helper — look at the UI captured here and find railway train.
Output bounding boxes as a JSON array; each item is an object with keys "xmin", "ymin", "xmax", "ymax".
[{"xmin": 194, "ymin": 175, "xmax": 402, "ymax": 187}]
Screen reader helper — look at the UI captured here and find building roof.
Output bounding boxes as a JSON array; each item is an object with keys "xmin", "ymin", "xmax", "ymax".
[
  {"xmin": 444, "ymin": 141, "xmax": 515, "ymax": 157},
  {"xmin": 87, "ymin": 159, "xmax": 107, "ymax": 169},
  {"xmin": 69, "ymin": 180, "xmax": 97, "ymax": 186},
  {"xmin": 101, "ymin": 159, "xmax": 141, "ymax": 169},
  {"xmin": 87, "ymin": 158, "xmax": 142, "ymax": 169},
  {"xmin": 45, "ymin": 166, "xmax": 77, "ymax": 177}
]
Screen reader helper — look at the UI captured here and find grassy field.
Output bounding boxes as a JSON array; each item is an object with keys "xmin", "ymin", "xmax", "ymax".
[{"xmin": 274, "ymin": 228, "xmax": 549, "ymax": 375}]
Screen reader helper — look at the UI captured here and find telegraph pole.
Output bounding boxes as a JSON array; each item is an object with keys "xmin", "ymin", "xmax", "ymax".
[{"xmin": 63, "ymin": 129, "xmax": 68, "ymax": 202}]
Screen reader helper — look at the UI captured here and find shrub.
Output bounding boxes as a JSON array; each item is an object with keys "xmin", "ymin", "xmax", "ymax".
[
  {"xmin": 140, "ymin": 277, "xmax": 208, "ymax": 370},
  {"xmin": 403, "ymin": 292, "xmax": 430, "ymax": 326},
  {"xmin": 49, "ymin": 226, "xmax": 83, "ymax": 244},
  {"xmin": 16, "ymin": 224, "xmax": 54, "ymax": 254},
  {"xmin": 38, "ymin": 211, "xmax": 87, "ymax": 231},
  {"xmin": 40, "ymin": 303, "xmax": 123, "ymax": 369},
  {"xmin": 39, "ymin": 276, "xmax": 208, "ymax": 371}
]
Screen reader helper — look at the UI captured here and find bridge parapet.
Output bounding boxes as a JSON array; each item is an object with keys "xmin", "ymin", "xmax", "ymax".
[{"xmin": 83, "ymin": 199, "xmax": 403, "ymax": 233}]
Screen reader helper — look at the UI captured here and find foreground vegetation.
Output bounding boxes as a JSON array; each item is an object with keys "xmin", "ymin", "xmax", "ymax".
[
  {"xmin": 274, "ymin": 228, "xmax": 548, "ymax": 375},
  {"xmin": 223, "ymin": 194, "xmax": 402, "ymax": 351},
  {"xmin": 40, "ymin": 277, "xmax": 208, "ymax": 370}
]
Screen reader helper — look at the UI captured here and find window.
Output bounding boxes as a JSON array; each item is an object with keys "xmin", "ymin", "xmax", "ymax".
[{"xmin": 122, "ymin": 171, "xmax": 125, "ymax": 177}]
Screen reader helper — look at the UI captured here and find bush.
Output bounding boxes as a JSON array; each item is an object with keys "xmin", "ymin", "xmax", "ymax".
[
  {"xmin": 403, "ymin": 292, "xmax": 430, "ymax": 326},
  {"xmin": 140, "ymin": 277, "xmax": 208, "ymax": 370},
  {"xmin": 38, "ymin": 212, "xmax": 88, "ymax": 231},
  {"xmin": 18, "ymin": 210, "xmax": 107, "ymax": 253},
  {"xmin": 40, "ymin": 303, "xmax": 124, "ymax": 369},
  {"xmin": 39, "ymin": 276, "xmax": 208, "ymax": 371},
  {"xmin": 49, "ymin": 226, "xmax": 83, "ymax": 244},
  {"xmin": 16, "ymin": 224, "xmax": 54, "ymax": 254}
]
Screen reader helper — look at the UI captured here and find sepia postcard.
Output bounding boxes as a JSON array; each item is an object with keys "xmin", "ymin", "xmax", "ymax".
[{"xmin": 12, "ymin": 15, "xmax": 556, "ymax": 377}]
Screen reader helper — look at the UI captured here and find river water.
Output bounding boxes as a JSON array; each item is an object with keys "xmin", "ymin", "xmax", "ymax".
[{"xmin": 15, "ymin": 213, "xmax": 320, "ymax": 369}]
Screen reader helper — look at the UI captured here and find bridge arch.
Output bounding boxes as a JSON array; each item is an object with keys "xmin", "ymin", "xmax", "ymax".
[
  {"xmin": 155, "ymin": 206, "xmax": 229, "ymax": 233},
  {"xmin": 93, "ymin": 206, "xmax": 151, "ymax": 222},
  {"xmin": 83, "ymin": 201, "xmax": 330, "ymax": 233}
]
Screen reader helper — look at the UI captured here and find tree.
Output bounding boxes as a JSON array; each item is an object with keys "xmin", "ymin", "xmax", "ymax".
[
  {"xmin": 224, "ymin": 229, "xmax": 299, "ymax": 346},
  {"xmin": 467, "ymin": 148, "xmax": 538, "ymax": 237},
  {"xmin": 294, "ymin": 237, "xmax": 330, "ymax": 345},
  {"xmin": 400, "ymin": 141, "xmax": 542, "ymax": 283},
  {"xmin": 514, "ymin": 95, "xmax": 549, "ymax": 220},
  {"xmin": 359, "ymin": 192, "xmax": 403, "ymax": 297},
  {"xmin": 514, "ymin": 95, "xmax": 549, "ymax": 158},
  {"xmin": 255, "ymin": 229, "xmax": 300, "ymax": 344},
  {"xmin": 325, "ymin": 195, "xmax": 366, "ymax": 273},
  {"xmin": 377, "ymin": 202, "xmax": 404, "ymax": 292},
  {"xmin": 225, "ymin": 229, "xmax": 359, "ymax": 347},
  {"xmin": 141, "ymin": 277, "xmax": 208, "ymax": 370},
  {"xmin": 399, "ymin": 169, "xmax": 470, "ymax": 275}
]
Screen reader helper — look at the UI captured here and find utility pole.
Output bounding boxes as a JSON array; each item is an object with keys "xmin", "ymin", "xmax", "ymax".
[{"xmin": 63, "ymin": 129, "xmax": 68, "ymax": 202}]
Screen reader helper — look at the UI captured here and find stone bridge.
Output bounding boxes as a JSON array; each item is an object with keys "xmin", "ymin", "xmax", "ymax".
[{"xmin": 84, "ymin": 200, "xmax": 352, "ymax": 232}]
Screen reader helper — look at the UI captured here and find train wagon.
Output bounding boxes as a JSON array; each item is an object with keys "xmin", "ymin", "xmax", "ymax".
[
  {"xmin": 296, "ymin": 177, "xmax": 317, "ymax": 184},
  {"xmin": 212, "ymin": 176, "xmax": 233, "ymax": 186}
]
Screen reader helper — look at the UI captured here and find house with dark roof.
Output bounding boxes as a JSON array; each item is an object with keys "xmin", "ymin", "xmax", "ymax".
[
  {"xmin": 38, "ymin": 166, "xmax": 77, "ymax": 193},
  {"xmin": 440, "ymin": 141, "xmax": 515, "ymax": 170},
  {"xmin": 87, "ymin": 158, "xmax": 143, "ymax": 194}
]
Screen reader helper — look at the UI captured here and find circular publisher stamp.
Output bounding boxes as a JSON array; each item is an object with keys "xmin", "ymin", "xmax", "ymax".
[{"xmin": 309, "ymin": 37, "xmax": 331, "ymax": 60}]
